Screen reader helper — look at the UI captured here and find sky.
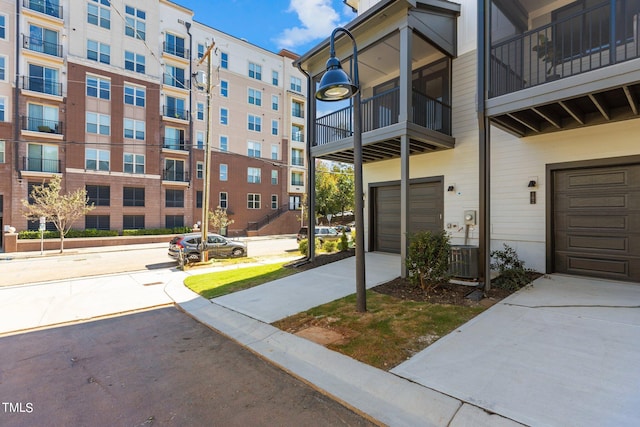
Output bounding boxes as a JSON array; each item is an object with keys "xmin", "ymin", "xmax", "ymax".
[{"xmin": 174, "ymin": 0, "xmax": 357, "ymax": 55}]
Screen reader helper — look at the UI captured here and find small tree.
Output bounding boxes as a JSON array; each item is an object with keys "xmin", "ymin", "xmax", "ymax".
[
  {"xmin": 21, "ymin": 176, "xmax": 95, "ymax": 253},
  {"xmin": 405, "ymin": 230, "xmax": 451, "ymax": 294},
  {"xmin": 208, "ymin": 206, "xmax": 234, "ymax": 235}
]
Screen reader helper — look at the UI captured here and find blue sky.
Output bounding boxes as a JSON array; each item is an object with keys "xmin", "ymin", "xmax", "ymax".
[{"xmin": 175, "ymin": 0, "xmax": 357, "ymax": 55}]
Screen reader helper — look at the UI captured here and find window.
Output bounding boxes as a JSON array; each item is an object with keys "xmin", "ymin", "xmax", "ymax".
[
  {"xmin": 247, "ymin": 141, "xmax": 262, "ymax": 158},
  {"xmin": 220, "ymin": 80, "xmax": 228, "ymax": 97},
  {"xmin": 248, "ymin": 114, "xmax": 261, "ymax": 132},
  {"xmin": 124, "ymin": 118, "xmax": 145, "ymax": 140},
  {"xmin": 219, "ymin": 192, "xmax": 228, "ymax": 209},
  {"xmin": 220, "ymin": 108, "xmax": 228, "ymax": 125},
  {"xmin": 86, "ymin": 185, "xmax": 110, "ymax": 206},
  {"xmin": 27, "ymin": 144, "xmax": 58, "ymax": 172},
  {"xmin": 196, "ymin": 131, "xmax": 204, "ymax": 150},
  {"xmin": 86, "ymin": 215, "xmax": 110, "ymax": 230},
  {"xmin": 290, "ymin": 76, "xmax": 302, "ymax": 92},
  {"xmin": 220, "ymin": 52, "xmax": 228, "ymax": 69},
  {"xmin": 196, "ymin": 191, "xmax": 202, "ymax": 208},
  {"xmin": 165, "ymin": 189, "xmax": 184, "ymax": 208},
  {"xmin": 27, "ymin": 64, "xmax": 59, "ymax": 96},
  {"xmin": 87, "ymin": 40, "xmax": 110, "ymax": 64},
  {"xmin": 123, "ymin": 187, "xmax": 145, "ymax": 207},
  {"xmin": 28, "ymin": 24, "xmax": 60, "ymax": 56},
  {"xmin": 164, "ymin": 64, "xmax": 186, "ymax": 89},
  {"xmin": 86, "ymin": 112, "xmax": 110, "ymax": 135},
  {"xmin": 220, "ymin": 135, "xmax": 228, "ymax": 152},
  {"xmin": 0, "ymin": 56, "xmax": 5, "ymax": 81},
  {"xmin": 165, "ymin": 33, "xmax": 186, "ymax": 58},
  {"xmin": 165, "ymin": 215, "xmax": 184, "ymax": 228},
  {"xmin": 27, "ymin": 103, "xmax": 58, "ymax": 132},
  {"xmin": 164, "ymin": 128, "xmax": 186, "ymax": 150},
  {"xmin": 271, "ymin": 170, "xmax": 278, "ymax": 185},
  {"xmin": 248, "ymin": 62, "xmax": 262, "ymax": 80},
  {"xmin": 164, "ymin": 96, "xmax": 186, "ymax": 119},
  {"xmin": 272, "ymin": 70, "xmax": 279, "ymax": 85},
  {"xmin": 248, "ymin": 88, "xmax": 262, "ymax": 106},
  {"xmin": 0, "ymin": 15, "xmax": 5, "ymax": 39},
  {"xmin": 88, "ymin": 0, "xmax": 110, "ymax": 29},
  {"xmin": 272, "ymin": 95, "xmax": 279, "ymax": 111},
  {"xmin": 271, "ymin": 195, "xmax": 278, "ymax": 209},
  {"xmin": 196, "ymin": 161, "xmax": 203, "ymax": 179},
  {"xmin": 220, "ymin": 164, "xmax": 228, "ymax": 181},
  {"xmin": 291, "ymin": 148, "xmax": 304, "ymax": 166},
  {"xmin": 291, "ymin": 171, "xmax": 304, "ymax": 186},
  {"xmin": 0, "ymin": 140, "xmax": 4, "ymax": 163},
  {"xmin": 125, "ymin": 5, "xmax": 146, "ymax": 40},
  {"xmin": 197, "ymin": 43, "xmax": 205, "ymax": 59},
  {"xmin": 123, "ymin": 153, "xmax": 144, "ymax": 174},
  {"xmin": 0, "ymin": 98, "xmax": 5, "ymax": 122},
  {"xmin": 123, "ymin": 215, "xmax": 144, "ymax": 229},
  {"xmin": 164, "ymin": 159, "xmax": 185, "ymax": 181},
  {"xmin": 248, "ymin": 194, "xmax": 261, "ymax": 209},
  {"xmin": 124, "ymin": 84, "xmax": 145, "ymax": 107},
  {"xmin": 196, "ymin": 102, "xmax": 205, "ymax": 120},
  {"xmin": 292, "ymin": 124, "xmax": 304, "ymax": 142},
  {"xmin": 271, "ymin": 120, "xmax": 278, "ymax": 136},
  {"xmin": 124, "ymin": 51, "xmax": 145, "ymax": 74},
  {"xmin": 248, "ymin": 167, "xmax": 261, "ymax": 183},
  {"xmin": 86, "ymin": 148, "xmax": 110, "ymax": 171},
  {"xmin": 292, "ymin": 100, "xmax": 304, "ymax": 118},
  {"xmin": 271, "ymin": 145, "xmax": 278, "ymax": 160},
  {"xmin": 86, "ymin": 75, "xmax": 110, "ymax": 100}
]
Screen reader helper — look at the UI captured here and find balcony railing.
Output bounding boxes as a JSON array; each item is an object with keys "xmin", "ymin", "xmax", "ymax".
[
  {"xmin": 21, "ymin": 116, "xmax": 63, "ymax": 134},
  {"xmin": 162, "ymin": 105, "xmax": 189, "ymax": 120},
  {"xmin": 23, "ymin": 34, "xmax": 63, "ymax": 57},
  {"xmin": 490, "ymin": 0, "xmax": 640, "ymax": 98},
  {"xmin": 22, "ymin": 76, "xmax": 62, "ymax": 96},
  {"xmin": 23, "ymin": 0, "xmax": 62, "ymax": 19},
  {"xmin": 22, "ymin": 156, "xmax": 60, "ymax": 173},
  {"xmin": 314, "ymin": 87, "xmax": 452, "ymax": 146},
  {"xmin": 162, "ymin": 170, "xmax": 189, "ymax": 182},
  {"xmin": 163, "ymin": 42, "xmax": 190, "ymax": 59},
  {"xmin": 163, "ymin": 138, "xmax": 189, "ymax": 151},
  {"xmin": 291, "ymin": 157, "xmax": 304, "ymax": 167}
]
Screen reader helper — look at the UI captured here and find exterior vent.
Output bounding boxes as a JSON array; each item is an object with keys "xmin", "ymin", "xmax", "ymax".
[{"xmin": 449, "ymin": 245, "xmax": 479, "ymax": 279}]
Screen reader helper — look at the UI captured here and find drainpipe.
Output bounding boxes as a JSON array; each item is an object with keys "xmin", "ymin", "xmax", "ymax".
[
  {"xmin": 185, "ymin": 21, "xmax": 194, "ymax": 223},
  {"xmin": 14, "ymin": 0, "xmax": 21, "ymax": 180}
]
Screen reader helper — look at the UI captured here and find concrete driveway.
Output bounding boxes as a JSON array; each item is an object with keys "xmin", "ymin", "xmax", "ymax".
[{"xmin": 391, "ymin": 274, "xmax": 640, "ymax": 427}]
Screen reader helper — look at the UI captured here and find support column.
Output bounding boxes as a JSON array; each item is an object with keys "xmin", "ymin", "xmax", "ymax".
[{"xmin": 399, "ymin": 24, "xmax": 412, "ymax": 278}]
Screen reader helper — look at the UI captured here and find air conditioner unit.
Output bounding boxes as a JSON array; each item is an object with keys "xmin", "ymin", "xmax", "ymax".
[{"xmin": 449, "ymin": 245, "xmax": 479, "ymax": 279}]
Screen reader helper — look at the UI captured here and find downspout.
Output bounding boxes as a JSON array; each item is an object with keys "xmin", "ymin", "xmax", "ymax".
[
  {"xmin": 14, "ymin": 0, "xmax": 21, "ymax": 180},
  {"xmin": 295, "ymin": 61, "xmax": 316, "ymax": 262},
  {"xmin": 185, "ymin": 21, "xmax": 194, "ymax": 224}
]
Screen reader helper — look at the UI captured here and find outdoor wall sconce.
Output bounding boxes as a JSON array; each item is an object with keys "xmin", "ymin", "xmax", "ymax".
[
  {"xmin": 447, "ymin": 185, "xmax": 455, "ymax": 192},
  {"xmin": 528, "ymin": 180, "xmax": 537, "ymax": 188}
]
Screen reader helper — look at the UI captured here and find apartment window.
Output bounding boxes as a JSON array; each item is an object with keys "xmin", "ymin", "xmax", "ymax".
[
  {"xmin": 271, "ymin": 170, "xmax": 278, "ymax": 185},
  {"xmin": 0, "ymin": 56, "xmax": 5, "ymax": 81},
  {"xmin": 291, "ymin": 171, "xmax": 304, "ymax": 186},
  {"xmin": 124, "ymin": 84, "xmax": 145, "ymax": 107},
  {"xmin": 271, "ymin": 195, "xmax": 278, "ymax": 209},
  {"xmin": 248, "ymin": 115, "xmax": 261, "ymax": 132},
  {"xmin": 272, "ymin": 95, "xmax": 278, "ymax": 111},
  {"xmin": 196, "ymin": 102, "xmax": 204, "ymax": 120},
  {"xmin": 0, "ymin": 15, "xmax": 5, "ymax": 39},
  {"xmin": 165, "ymin": 96, "xmax": 186, "ymax": 119},
  {"xmin": 196, "ymin": 191, "xmax": 202, "ymax": 208},
  {"xmin": 164, "ymin": 65, "xmax": 186, "ymax": 89},
  {"xmin": 125, "ymin": 5, "xmax": 146, "ymax": 40},
  {"xmin": 164, "ymin": 128, "xmax": 186, "ymax": 150},
  {"xmin": 220, "ymin": 108, "xmax": 228, "ymax": 125},
  {"xmin": 248, "ymin": 88, "xmax": 262, "ymax": 106},
  {"xmin": 0, "ymin": 98, "xmax": 5, "ymax": 122},
  {"xmin": 220, "ymin": 163, "xmax": 228, "ymax": 181},
  {"xmin": 88, "ymin": 0, "xmax": 110, "ymax": 29},
  {"xmin": 124, "ymin": 51, "xmax": 145, "ymax": 74},
  {"xmin": 165, "ymin": 189, "xmax": 184, "ymax": 208},
  {"xmin": 292, "ymin": 124, "xmax": 304, "ymax": 142},
  {"xmin": 292, "ymin": 100, "xmax": 303, "ymax": 118},
  {"xmin": 248, "ymin": 167, "xmax": 261, "ymax": 184},
  {"xmin": 86, "ymin": 185, "xmax": 110, "ymax": 206},
  {"xmin": 220, "ymin": 52, "xmax": 228, "ymax": 69},
  {"xmin": 271, "ymin": 145, "xmax": 278, "ymax": 160},
  {"xmin": 197, "ymin": 43, "xmax": 205, "ymax": 59},
  {"xmin": 271, "ymin": 120, "xmax": 278, "ymax": 136},
  {"xmin": 27, "ymin": 103, "xmax": 58, "ymax": 132},
  {"xmin": 247, "ymin": 141, "xmax": 261, "ymax": 158},
  {"xmin": 86, "ymin": 148, "xmax": 110, "ymax": 171},
  {"xmin": 124, "ymin": 118, "xmax": 145, "ymax": 140},
  {"xmin": 290, "ymin": 76, "xmax": 302, "ymax": 92},
  {"xmin": 87, "ymin": 40, "xmax": 110, "ymax": 64},
  {"xmin": 219, "ymin": 192, "xmax": 228, "ymax": 209},
  {"xmin": 28, "ymin": 25, "xmax": 60, "ymax": 57},
  {"xmin": 219, "ymin": 135, "xmax": 228, "ymax": 152},
  {"xmin": 196, "ymin": 131, "xmax": 204, "ymax": 150},
  {"xmin": 85, "ymin": 215, "xmax": 110, "ymax": 230},
  {"xmin": 123, "ymin": 187, "xmax": 145, "ymax": 207},
  {"xmin": 272, "ymin": 70, "xmax": 279, "ymax": 86},
  {"xmin": 248, "ymin": 62, "xmax": 262, "ymax": 80},
  {"xmin": 86, "ymin": 75, "xmax": 110, "ymax": 100},
  {"xmin": 27, "ymin": 144, "xmax": 58, "ymax": 172},
  {"xmin": 196, "ymin": 161, "xmax": 203, "ymax": 179},
  {"xmin": 0, "ymin": 140, "xmax": 4, "ymax": 163},
  {"xmin": 165, "ymin": 33, "xmax": 186, "ymax": 58},
  {"xmin": 247, "ymin": 194, "xmax": 261, "ymax": 209},
  {"xmin": 165, "ymin": 215, "xmax": 184, "ymax": 228},
  {"xmin": 123, "ymin": 153, "xmax": 144, "ymax": 174},
  {"xmin": 291, "ymin": 148, "xmax": 304, "ymax": 166},
  {"xmin": 86, "ymin": 112, "xmax": 110, "ymax": 135},
  {"xmin": 123, "ymin": 215, "xmax": 144, "ymax": 229},
  {"xmin": 164, "ymin": 159, "xmax": 185, "ymax": 181},
  {"xmin": 220, "ymin": 80, "xmax": 228, "ymax": 97},
  {"xmin": 27, "ymin": 64, "xmax": 59, "ymax": 96}
]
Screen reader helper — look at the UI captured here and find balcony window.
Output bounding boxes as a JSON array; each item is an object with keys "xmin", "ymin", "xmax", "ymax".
[
  {"xmin": 26, "ymin": 103, "xmax": 60, "ymax": 133},
  {"xmin": 164, "ymin": 159, "xmax": 186, "ymax": 181},
  {"xmin": 291, "ymin": 149, "xmax": 304, "ymax": 166},
  {"xmin": 85, "ymin": 148, "xmax": 110, "ymax": 171},
  {"xmin": 164, "ymin": 128, "xmax": 186, "ymax": 150},
  {"xmin": 291, "ymin": 172, "xmax": 304, "ymax": 187},
  {"xmin": 292, "ymin": 124, "xmax": 303, "ymax": 142},
  {"xmin": 292, "ymin": 100, "xmax": 303, "ymax": 118},
  {"xmin": 26, "ymin": 64, "xmax": 60, "ymax": 96},
  {"xmin": 164, "ymin": 65, "xmax": 186, "ymax": 89},
  {"xmin": 123, "ymin": 153, "xmax": 144, "ymax": 174},
  {"xmin": 164, "ymin": 33, "xmax": 187, "ymax": 58},
  {"xmin": 26, "ymin": 25, "xmax": 61, "ymax": 57},
  {"xmin": 25, "ymin": 0, "xmax": 62, "ymax": 19},
  {"xmin": 26, "ymin": 143, "xmax": 58, "ymax": 172},
  {"xmin": 164, "ymin": 96, "xmax": 187, "ymax": 119}
]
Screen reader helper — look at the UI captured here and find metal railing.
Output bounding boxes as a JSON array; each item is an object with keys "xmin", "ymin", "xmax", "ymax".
[
  {"xmin": 163, "ymin": 42, "xmax": 190, "ymax": 59},
  {"xmin": 291, "ymin": 157, "xmax": 304, "ymax": 167},
  {"xmin": 162, "ymin": 105, "xmax": 189, "ymax": 120},
  {"xmin": 162, "ymin": 170, "xmax": 189, "ymax": 182},
  {"xmin": 490, "ymin": 0, "xmax": 640, "ymax": 98},
  {"xmin": 22, "ymin": 76, "xmax": 62, "ymax": 96},
  {"xmin": 22, "ymin": 34, "xmax": 63, "ymax": 57},
  {"xmin": 412, "ymin": 90, "xmax": 452, "ymax": 135},
  {"xmin": 23, "ymin": 0, "xmax": 62, "ymax": 19},
  {"xmin": 246, "ymin": 204, "xmax": 290, "ymax": 231},
  {"xmin": 162, "ymin": 137, "xmax": 189, "ymax": 151},
  {"xmin": 22, "ymin": 156, "xmax": 60, "ymax": 173},
  {"xmin": 21, "ymin": 116, "xmax": 63, "ymax": 134}
]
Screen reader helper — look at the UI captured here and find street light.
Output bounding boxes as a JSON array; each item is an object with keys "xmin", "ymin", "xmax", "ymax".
[{"xmin": 316, "ymin": 27, "xmax": 366, "ymax": 312}]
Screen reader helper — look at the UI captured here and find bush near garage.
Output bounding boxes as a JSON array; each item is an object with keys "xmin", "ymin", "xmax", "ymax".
[{"xmin": 405, "ymin": 230, "xmax": 452, "ymax": 294}]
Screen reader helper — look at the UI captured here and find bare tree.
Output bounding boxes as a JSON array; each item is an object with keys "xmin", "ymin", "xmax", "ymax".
[
  {"xmin": 22, "ymin": 176, "xmax": 95, "ymax": 253},
  {"xmin": 208, "ymin": 206, "xmax": 234, "ymax": 235}
]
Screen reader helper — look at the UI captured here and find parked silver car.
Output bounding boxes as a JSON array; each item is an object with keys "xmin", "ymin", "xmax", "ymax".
[
  {"xmin": 168, "ymin": 233, "xmax": 246, "ymax": 262},
  {"xmin": 296, "ymin": 226, "xmax": 341, "ymax": 244}
]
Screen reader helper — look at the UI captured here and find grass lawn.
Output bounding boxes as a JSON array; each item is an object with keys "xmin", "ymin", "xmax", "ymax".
[{"xmin": 184, "ymin": 262, "xmax": 298, "ymax": 299}]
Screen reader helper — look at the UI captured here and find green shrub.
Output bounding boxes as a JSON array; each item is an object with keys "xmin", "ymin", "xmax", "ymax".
[
  {"xmin": 490, "ymin": 244, "xmax": 534, "ymax": 291},
  {"xmin": 323, "ymin": 240, "xmax": 337, "ymax": 253},
  {"xmin": 298, "ymin": 238, "xmax": 320, "ymax": 256},
  {"xmin": 338, "ymin": 231, "xmax": 349, "ymax": 251},
  {"xmin": 122, "ymin": 227, "xmax": 191, "ymax": 236},
  {"xmin": 405, "ymin": 230, "xmax": 451, "ymax": 294}
]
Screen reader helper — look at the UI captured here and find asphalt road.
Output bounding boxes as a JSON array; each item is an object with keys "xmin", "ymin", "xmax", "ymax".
[{"xmin": 0, "ymin": 307, "xmax": 374, "ymax": 427}]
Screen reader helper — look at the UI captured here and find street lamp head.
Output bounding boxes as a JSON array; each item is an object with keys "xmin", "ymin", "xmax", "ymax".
[{"xmin": 316, "ymin": 56, "xmax": 358, "ymax": 101}]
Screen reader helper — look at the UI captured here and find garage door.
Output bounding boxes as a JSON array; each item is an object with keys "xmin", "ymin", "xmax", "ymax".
[
  {"xmin": 553, "ymin": 164, "xmax": 640, "ymax": 281},
  {"xmin": 373, "ymin": 180, "xmax": 443, "ymax": 253}
]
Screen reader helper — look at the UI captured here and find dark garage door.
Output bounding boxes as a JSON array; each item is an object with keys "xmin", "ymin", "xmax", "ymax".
[
  {"xmin": 553, "ymin": 164, "xmax": 640, "ymax": 281},
  {"xmin": 373, "ymin": 180, "xmax": 443, "ymax": 253}
]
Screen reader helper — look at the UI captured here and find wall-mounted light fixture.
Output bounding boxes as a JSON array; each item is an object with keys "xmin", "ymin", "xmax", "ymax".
[
  {"xmin": 447, "ymin": 185, "xmax": 455, "ymax": 192},
  {"xmin": 528, "ymin": 180, "xmax": 537, "ymax": 188}
]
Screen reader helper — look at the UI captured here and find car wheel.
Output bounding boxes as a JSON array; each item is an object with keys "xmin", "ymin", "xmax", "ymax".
[{"xmin": 231, "ymin": 248, "xmax": 243, "ymax": 257}]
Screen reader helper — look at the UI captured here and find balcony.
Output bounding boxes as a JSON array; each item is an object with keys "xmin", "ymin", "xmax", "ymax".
[
  {"xmin": 291, "ymin": 157, "xmax": 304, "ymax": 167},
  {"xmin": 162, "ymin": 137, "xmax": 189, "ymax": 151},
  {"xmin": 23, "ymin": 0, "xmax": 62, "ymax": 19},
  {"xmin": 22, "ymin": 76, "xmax": 62, "ymax": 97},
  {"xmin": 23, "ymin": 34, "xmax": 63, "ymax": 57},
  {"xmin": 162, "ymin": 170, "xmax": 189, "ymax": 182},
  {"xmin": 162, "ymin": 105, "xmax": 189, "ymax": 121},
  {"xmin": 21, "ymin": 116, "xmax": 63, "ymax": 135},
  {"xmin": 163, "ymin": 42, "xmax": 190, "ymax": 60},
  {"xmin": 22, "ymin": 157, "xmax": 60, "ymax": 173},
  {"xmin": 487, "ymin": 0, "xmax": 640, "ymax": 137}
]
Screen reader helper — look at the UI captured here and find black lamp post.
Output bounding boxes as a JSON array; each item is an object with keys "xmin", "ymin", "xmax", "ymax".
[{"xmin": 316, "ymin": 27, "xmax": 366, "ymax": 312}]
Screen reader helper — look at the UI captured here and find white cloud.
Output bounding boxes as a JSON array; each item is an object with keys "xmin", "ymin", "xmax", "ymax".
[{"xmin": 275, "ymin": 0, "xmax": 345, "ymax": 51}]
